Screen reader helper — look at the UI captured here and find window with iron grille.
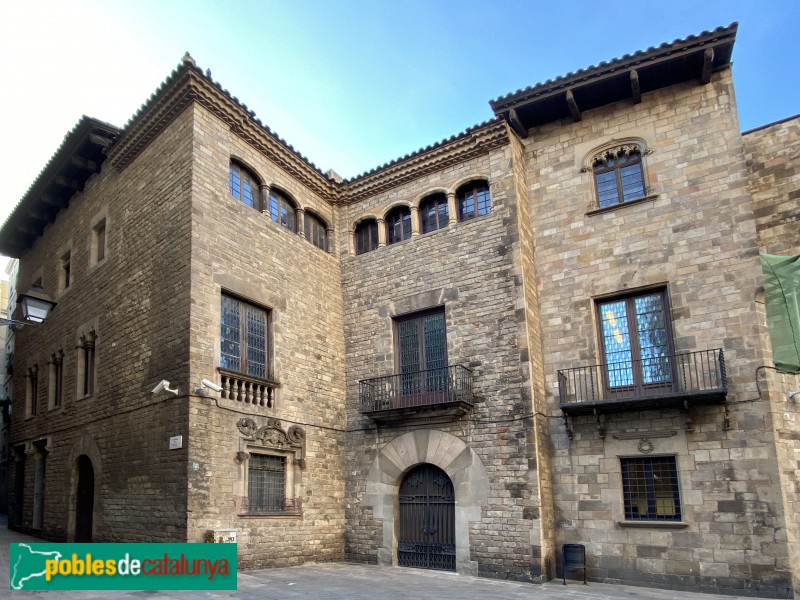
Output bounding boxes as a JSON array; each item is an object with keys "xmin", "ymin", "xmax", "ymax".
[
  {"xmin": 247, "ymin": 454, "xmax": 286, "ymax": 513},
  {"xmin": 355, "ymin": 219, "xmax": 379, "ymax": 255},
  {"xmin": 386, "ymin": 206, "xmax": 412, "ymax": 245},
  {"xmin": 621, "ymin": 456, "xmax": 681, "ymax": 521},
  {"xmin": 229, "ymin": 162, "xmax": 260, "ymax": 209},
  {"xmin": 269, "ymin": 190, "xmax": 297, "ymax": 233},
  {"xmin": 220, "ymin": 294, "xmax": 272, "ymax": 380},
  {"xmin": 420, "ymin": 193, "xmax": 449, "ymax": 233},
  {"xmin": 457, "ymin": 181, "xmax": 491, "ymax": 221},
  {"xmin": 304, "ymin": 211, "xmax": 328, "ymax": 251},
  {"xmin": 592, "ymin": 145, "xmax": 646, "ymax": 209}
]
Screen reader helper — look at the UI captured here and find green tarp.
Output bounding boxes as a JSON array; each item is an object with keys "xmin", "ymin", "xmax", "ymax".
[{"xmin": 761, "ymin": 253, "xmax": 800, "ymax": 374}]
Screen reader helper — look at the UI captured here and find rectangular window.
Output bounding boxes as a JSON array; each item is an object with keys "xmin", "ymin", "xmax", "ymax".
[
  {"xmin": 220, "ymin": 294, "xmax": 272, "ymax": 380},
  {"xmin": 593, "ymin": 148, "xmax": 645, "ymax": 208},
  {"xmin": 77, "ymin": 331, "xmax": 96, "ymax": 398},
  {"xmin": 597, "ymin": 289, "xmax": 673, "ymax": 393},
  {"xmin": 247, "ymin": 454, "xmax": 286, "ymax": 513},
  {"xmin": 621, "ymin": 456, "xmax": 681, "ymax": 521},
  {"xmin": 49, "ymin": 350, "xmax": 64, "ymax": 409},
  {"xmin": 27, "ymin": 365, "xmax": 39, "ymax": 416},
  {"xmin": 394, "ymin": 308, "xmax": 448, "ymax": 398},
  {"xmin": 92, "ymin": 218, "xmax": 107, "ymax": 264},
  {"xmin": 355, "ymin": 220, "xmax": 379, "ymax": 255},
  {"xmin": 59, "ymin": 250, "xmax": 71, "ymax": 291}
]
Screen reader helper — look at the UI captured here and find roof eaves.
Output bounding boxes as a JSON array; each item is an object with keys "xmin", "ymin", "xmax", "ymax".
[
  {"xmin": 489, "ymin": 22, "xmax": 738, "ymax": 112},
  {"xmin": 343, "ymin": 117, "xmax": 505, "ymax": 184}
]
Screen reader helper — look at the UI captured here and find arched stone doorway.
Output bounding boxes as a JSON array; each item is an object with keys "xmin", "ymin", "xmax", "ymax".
[
  {"xmin": 67, "ymin": 435, "xmax": 102, "ymax": 542},
  {"xmin": 398, "ymin": 463, "xmax": 455, "ymax": 570},
  {"xmin": 364, "ymin": 430, "xmax": 488, "ymax": 576},
  {"xmin": 75, "ymin": 455, "xmax": 94, "ymax": 542}
]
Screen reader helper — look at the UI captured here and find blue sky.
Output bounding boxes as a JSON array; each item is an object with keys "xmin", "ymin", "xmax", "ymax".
[{"xmin": 0, "ymin": 1, "xmax": 797, "ymax": 231}]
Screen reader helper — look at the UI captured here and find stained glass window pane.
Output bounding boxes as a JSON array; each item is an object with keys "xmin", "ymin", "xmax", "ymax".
[
  {"xmin": 635, "ymin": 294, "xmax": 671, "ymax": 384},
  {"xmin": 246, "ymin": 305, "xmax": 267, "ymax": 378},
  {"xmin": 599, "ymin": 300, "xmax": 633, "ymax": 387},
  {"xmin": 220, "ymin": 295, "xmax": 241, "ymax": 373}
]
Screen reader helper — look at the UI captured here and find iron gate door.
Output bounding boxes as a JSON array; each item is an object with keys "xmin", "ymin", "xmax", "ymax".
[{"xmin": 398, "ymin": 464, "xmax": 455, "ymax": 571}]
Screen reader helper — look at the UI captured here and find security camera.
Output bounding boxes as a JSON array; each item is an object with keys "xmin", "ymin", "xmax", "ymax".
[
  {"xmin": 152, "ymin": 380, "xmax": 178, "ymax": 395},
  {"xmin": 200, "ymin": 378, "xmax": 223, "ymax": 392},
  {"xmin": 789, "ymin": 390, "xmax": 800, "ymax": 403}
]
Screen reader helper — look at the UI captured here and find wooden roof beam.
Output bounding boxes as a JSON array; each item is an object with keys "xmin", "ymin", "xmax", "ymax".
[
  {"xmin": 700, "ymin": 48, "xmax": 714, "ymax": 84},
  {"xmin": 89, "ymin": 133, "xmax": 113, "ymax": 148},
  {"xmin": 70, "ymin": 155, "xmax": 100, "ymax": 173},
  {"xmin": 630, "ymin": 69, "xmax": 641, "ymax": 104},
  {"xmin": 54, "ymin": 176, "xmax": 81, "ymax": 191},
  {"xmin": 566, "ymin": 89, "xmax": 581, "ymax": 122},
  {"xmin": 508, "ymin": 108, "xmax": 529, "ymax": 138},
  {"xmin": 40, "ymin": 194, "xmax": 69, "ymax": 208}
]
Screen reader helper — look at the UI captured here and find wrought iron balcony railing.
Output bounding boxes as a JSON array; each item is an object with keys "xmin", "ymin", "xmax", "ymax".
[
  {"xmin": 359, "ymin": 364, "xmax": 473, "ymax": 418},
  {"xmin": 557, "ymin": 348, "xmax": 727, "ymax": 416}
]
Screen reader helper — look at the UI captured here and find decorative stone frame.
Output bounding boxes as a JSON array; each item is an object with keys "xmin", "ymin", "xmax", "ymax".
[
  {"xmin": 601, "ymin": 431, "xmax": 692, "ymax": 529},
  {"xmin": 581, "ymin": 137, "xmax": 656, "ymax": 213},
  {"xmin": 364, "ymin": 430, "xmax": 489, "ymax": 576},
  {"xmin": 234, "ymin": 417, "xmax": 306, "ymax": 516}
]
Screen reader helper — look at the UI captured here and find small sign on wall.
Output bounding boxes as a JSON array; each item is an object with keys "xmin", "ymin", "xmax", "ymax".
[
  {"xmin": 169, "ymin": 435, "xmax": 183, "ymax": 450},
  {"xmin": 211, "ymin": 529, "xmax": 237, "ymax": 544}
]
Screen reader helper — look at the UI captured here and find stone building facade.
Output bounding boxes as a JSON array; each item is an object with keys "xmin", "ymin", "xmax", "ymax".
[{"xmin": 1, "ymin": 23, "xmax": 798, "ymax": 597}]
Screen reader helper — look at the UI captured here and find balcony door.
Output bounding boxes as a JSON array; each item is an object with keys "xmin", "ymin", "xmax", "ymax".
[
  {"xmin": 597, "ymin": 290, "xmax": 674, "ymax": 398},
  {"xmin": 396, "ymin": 309, "xmax": 448, "ymax": 407}
]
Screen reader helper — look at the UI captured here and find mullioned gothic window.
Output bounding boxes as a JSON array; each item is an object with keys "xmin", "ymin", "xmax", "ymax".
[{"xmin": 591, "ymin": 144, "xmax": 647, "ymax": 208}]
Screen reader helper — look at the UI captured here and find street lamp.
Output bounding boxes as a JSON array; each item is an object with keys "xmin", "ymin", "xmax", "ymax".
[{"xmin": 0, "ymin": 284, "xmax": 57, "ymax": 327}]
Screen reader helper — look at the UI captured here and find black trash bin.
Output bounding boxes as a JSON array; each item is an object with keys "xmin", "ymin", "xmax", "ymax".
[{"xmin": 562, "ymin": 543, "xmax": 587, "ymax": 585}]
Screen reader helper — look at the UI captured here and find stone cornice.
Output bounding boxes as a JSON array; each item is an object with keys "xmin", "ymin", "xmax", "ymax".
[
  {"xmin": 107, "ymin": 64, "xmax": 338, "ymax": 201},
  {"xmin": 340, "ymin": 119, "xmax": 509, "ymax": 204}
]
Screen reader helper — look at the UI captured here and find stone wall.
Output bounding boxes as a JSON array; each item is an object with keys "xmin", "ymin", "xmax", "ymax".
[
  {"xmin": 9, "ymin": 107, "xmax": 196, "ymax": 542},
  {"xmin": 184, "ymin": 103, "xmax": 347, "ymax": 568},
  {"xmin": 746, "ymin": 115, "xmax": 800, "ymax": 593},
  {"xmin": 339, "ymin": 136, "xmax": 552, "ymax": 581},
  {"xmin": 744, "ymin": 115, "xmax": 800, "ymax": 256},
  {"xmin": 525, "ymin": 71, "xmax": 794, "ymax": 596}
]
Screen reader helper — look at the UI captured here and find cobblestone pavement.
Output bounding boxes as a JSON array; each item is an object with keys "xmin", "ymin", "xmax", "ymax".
[{"xmin": 1, "ymin": 519, "xmax": 760, "ymax": 599}]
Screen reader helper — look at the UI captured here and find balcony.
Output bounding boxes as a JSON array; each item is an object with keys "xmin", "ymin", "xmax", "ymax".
[
  {"xmin": 557, "ymin": 348, "xmax": 727, "ymax": 416},
  {"xmin": 218, "ymin": 368, "xmax": 278, "ymax": 409},
  {"xmin": 359, "ymin": 365, "xmax": 474, "ymax": 423}
]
